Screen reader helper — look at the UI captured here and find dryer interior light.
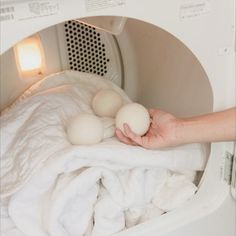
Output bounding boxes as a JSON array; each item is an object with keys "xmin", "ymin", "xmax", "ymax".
[{"xmin": 14, "ymin": 35, "xmax": 45, "ymax": 78}]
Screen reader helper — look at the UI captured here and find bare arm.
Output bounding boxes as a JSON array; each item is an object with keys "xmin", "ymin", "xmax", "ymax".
[
  {"xmin": 175, "ymin": 107, "xmax": 236, "ymax": 144},
  {"xmin": 115, "ymin": 107, "xmax": 236, "ymax": 149}
]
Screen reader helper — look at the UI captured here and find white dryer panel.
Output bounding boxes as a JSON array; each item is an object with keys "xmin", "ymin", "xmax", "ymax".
[{"xmin": 0, "ymin": 1, "xmax": 235, "ymax": 236}]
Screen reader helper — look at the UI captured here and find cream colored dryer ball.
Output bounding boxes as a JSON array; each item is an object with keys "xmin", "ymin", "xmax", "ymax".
[
  {"xmin": 92, "ymin": 89, "xmax": 123, "ymax": 117},
  {"xmin": 67, "ymin": 113, "xmax": 103, "ymax": 145},
  {"xmin": 116, "ymin": 103, "xmax": 150, "ymax": 136}
]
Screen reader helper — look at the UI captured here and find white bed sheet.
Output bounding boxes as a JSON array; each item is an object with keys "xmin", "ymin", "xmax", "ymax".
[{"xmin": 0, "ymin": 71, "xmax": 208, "ymax": 236}]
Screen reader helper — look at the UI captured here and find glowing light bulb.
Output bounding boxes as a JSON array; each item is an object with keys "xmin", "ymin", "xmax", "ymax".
[
  {"xmin": 14, "ymin": 35, "xmax": 45, "ymax": 78},
  {"xmin": 17, "ymin": 42, "xmax": 42, "ymax": 71}
]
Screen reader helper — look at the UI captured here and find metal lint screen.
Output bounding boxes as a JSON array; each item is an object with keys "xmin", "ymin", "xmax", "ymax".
[{"xmin": 64, "ymin": 20, "xmax": 110, "ymax": 77}]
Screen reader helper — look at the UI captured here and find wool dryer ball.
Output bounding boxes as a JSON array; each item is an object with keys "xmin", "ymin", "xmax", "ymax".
[
  {"xmin": 67, "ymin": 113, "xmax": 103, "ymax": 145},
  {"xmin": 116, "ymin": 103, "xmax": 150, "ymax": 136},
  {"xmin": 92, "ymin": 89, "xmax": 123, "ymax": 117}
]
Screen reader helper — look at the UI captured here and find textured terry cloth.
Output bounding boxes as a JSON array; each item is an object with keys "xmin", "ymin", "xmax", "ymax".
[{"xmin": 0, "ymin": 71, "xmax": 207, "ymax": 236}]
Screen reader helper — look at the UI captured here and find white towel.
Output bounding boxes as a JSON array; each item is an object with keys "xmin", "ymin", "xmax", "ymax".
[
  {"xmin": 1, "ymin": 71, "xmax": 205, "ymax": 236},
  {"xmin": 8, "ymin": 161, "xmax": 197, "ymax": 236}
]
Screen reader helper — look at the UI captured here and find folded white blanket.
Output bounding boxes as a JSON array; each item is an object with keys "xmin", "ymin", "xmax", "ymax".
[{"xmin": 0, "ymin": 71, "xmax": 207, "ymax": 236}]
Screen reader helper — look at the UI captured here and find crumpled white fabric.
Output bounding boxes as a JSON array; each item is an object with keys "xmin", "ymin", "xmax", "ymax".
[{"xmin": 0, "ymin": 71, "xmax": 207, "ymax": 236}]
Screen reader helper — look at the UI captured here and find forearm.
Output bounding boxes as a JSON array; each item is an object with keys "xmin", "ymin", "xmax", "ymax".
[{"xmin": 175, "ymin": 107, "xmax": 236, "ymax": 144}]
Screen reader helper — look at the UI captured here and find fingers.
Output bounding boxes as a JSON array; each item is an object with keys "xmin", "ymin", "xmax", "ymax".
[
  {"xmin": 115, "ymin": 128, "xmax": 137, "ymax": 146},
  {"xmin": 123, "ymin": 124, "xmax": 144, "ymax": 146},
  {"xmin": 115, "ymin": 124, "xmax": 143, "ymax": 146},
  {"xmin": 115, "ymin": 123, "xmax": 152, "ymax": 149}
]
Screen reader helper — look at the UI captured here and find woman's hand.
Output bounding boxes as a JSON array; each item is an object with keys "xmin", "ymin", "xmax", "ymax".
[
  {"xmin": 115, "ymin": 109, "xmax": 180, "ymax": 149},
  {"xmin": 115, "ymin": 107, "xmax": 236, "ymax": 149}
]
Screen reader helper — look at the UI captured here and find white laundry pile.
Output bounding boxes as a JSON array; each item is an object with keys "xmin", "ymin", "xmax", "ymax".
[{"xmin": 1, "ymin": 71, "xmax": 208, "ymax": 236}]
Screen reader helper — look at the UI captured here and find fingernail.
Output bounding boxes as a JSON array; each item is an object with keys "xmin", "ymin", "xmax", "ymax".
[{"xmin": 124, "ymin": 123, "xmax": 129, "ymax": 129}]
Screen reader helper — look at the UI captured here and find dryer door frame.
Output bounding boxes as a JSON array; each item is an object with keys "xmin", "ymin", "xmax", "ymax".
[{"xmin": 1, "ymin": 1, "xmax": 235, "ymax": 235}]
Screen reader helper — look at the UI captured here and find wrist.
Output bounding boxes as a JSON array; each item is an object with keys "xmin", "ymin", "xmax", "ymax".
[
  {"xmin": 174, "ymin": 118, "xmax": 186, "ymax": 145},
  {"xmin": 167, "ymin": 118, "xmax": 186, "ymax": 147},
  {"xmin": 174, "ymin": 115, "xmax": 214, "ymax": 144},
  {"xmin": 173, "ymin": 118, "xmax": 199, "ymax": 146}
]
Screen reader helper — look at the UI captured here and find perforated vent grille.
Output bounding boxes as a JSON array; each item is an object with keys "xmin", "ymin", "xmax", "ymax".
[{"xmin": 64, "ymin": 21, "xmax": 110, "ymax": 76}]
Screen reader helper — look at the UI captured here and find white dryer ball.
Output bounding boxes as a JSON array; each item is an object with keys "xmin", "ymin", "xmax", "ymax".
[
  {"xmin": 101, "ymin": 117, "xmax": 116, "ymax": 139},
  {"xmin": 116, "ymin": 103, "xmax": 150, "ymax": 136},
  {"xmin": 92, "ymin": 89, "xmax": 123, "ymax": 117},
  {"xmin": 67, "ymin": 114, "xmax": 103, "ymax": 145}
]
